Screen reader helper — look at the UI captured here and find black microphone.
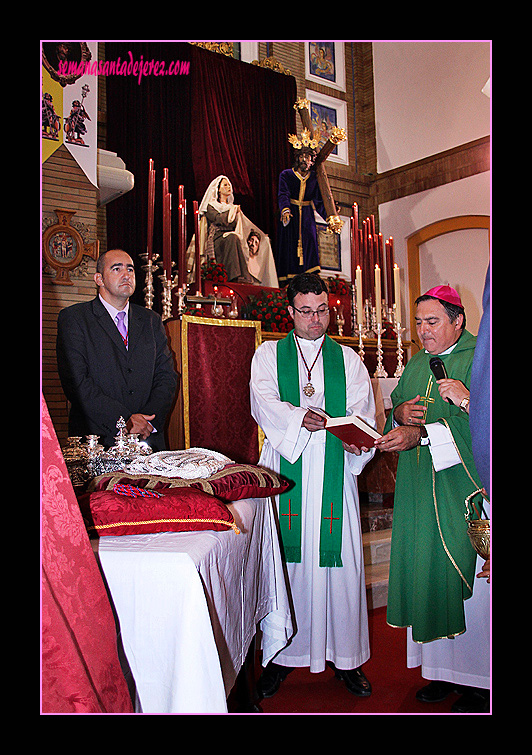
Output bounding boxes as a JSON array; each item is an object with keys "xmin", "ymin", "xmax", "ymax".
[{"xmin": 429, "ymin": 357, "xmax": 453, "ymax": 404}]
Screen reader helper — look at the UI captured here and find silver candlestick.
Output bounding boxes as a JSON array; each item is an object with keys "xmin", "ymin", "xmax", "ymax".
[
  {"xmin": 159, "ymin": 269, "xmax": 179, "ymax": 320},
  {"xmin": 394, "ymin": 321, "xmax": 405, "ymax": 377},
  {"xmin": 357, "ymin": 322, "xmax": 366, "ymax": 362},
  {"xmin": 350, "ymin": 285, "xmax": 356, "ymax": 338},
  {"xmin": 373, "ymin": 322, "xmax": 388, "ymax": 378},
  {"xmin": 175, "ymin": 283, "xmax": 189, "ymax": 317},
  {"xmin": 334, "ymin": 303, "xmax": 345, "ymax": 337},
  {"xmin": 140, "ymin": 253, "xmax": 160, "ymax": 309}
]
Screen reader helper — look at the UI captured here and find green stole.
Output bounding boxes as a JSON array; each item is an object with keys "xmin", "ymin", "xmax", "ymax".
[{"xmin": 277, "ymin": 331, "xmax": 346, "ymax": 567}]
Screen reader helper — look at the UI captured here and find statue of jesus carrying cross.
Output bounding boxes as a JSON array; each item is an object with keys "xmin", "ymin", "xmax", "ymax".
[{"xmin": 275, "ymin": 98, "xmax": 347, "ymax": 285}]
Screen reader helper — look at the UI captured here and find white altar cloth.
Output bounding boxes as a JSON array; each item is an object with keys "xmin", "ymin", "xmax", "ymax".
[{"xmin": 97, "ymin": 497, "xmax": 293, "ymax": 714}]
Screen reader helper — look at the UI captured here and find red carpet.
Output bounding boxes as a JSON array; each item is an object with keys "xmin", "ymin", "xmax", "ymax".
[{"xmin": 255, "ymin": 606, "xmax": 465, "ymax": 715}]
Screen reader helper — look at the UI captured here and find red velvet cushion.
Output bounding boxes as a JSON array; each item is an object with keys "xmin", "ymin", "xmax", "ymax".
[
  {"xmin": 191, "ymin": 464, "xmax": 289, "ymax": 502},
  {"xmin": 89, "ymin": 463, "xmax": 289, "ymax": 502},
  {"xmin": 78, "ymin": 487, "xmax": 239, "ymax": 537}
]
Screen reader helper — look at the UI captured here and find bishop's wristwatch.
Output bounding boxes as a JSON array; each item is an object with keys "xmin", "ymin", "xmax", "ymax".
[
  {"xmin": 459, "ymin": 397, "xmax": 470, "ymax": 412},
  {"xmin": 418, "ymin": 425, "xmax": 430, "ymax": 446}
]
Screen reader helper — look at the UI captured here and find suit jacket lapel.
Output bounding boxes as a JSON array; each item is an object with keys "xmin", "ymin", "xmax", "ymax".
[
  {"xmin": 91, "ymin": 297, "xmax": 127, "ymax": 353},
  {"xmin": 125, "ymin": 303, "xmax": 145, "ymax": 357}
]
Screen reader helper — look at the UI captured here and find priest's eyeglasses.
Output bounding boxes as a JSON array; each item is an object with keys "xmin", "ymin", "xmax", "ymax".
[{"xmin": 292, "ymin": 305, "xmax": 330, "ymax": 319}]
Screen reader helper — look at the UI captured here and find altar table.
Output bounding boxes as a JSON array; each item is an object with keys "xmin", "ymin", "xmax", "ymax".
[{"xmin": 95, "ymin": 496, "xmax": 293, "ymax": 714}]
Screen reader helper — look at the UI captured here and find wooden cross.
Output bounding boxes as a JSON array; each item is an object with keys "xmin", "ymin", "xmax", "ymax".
[
  {"xmin": 293, "ymin": 98, "xmax": 346, "ymax": 235},
  {"xmin": 281, "ymin": 498, "xmax": 298, "ymax": 530},
  {"xmin": 323, "ymin": 501, "xmax": 339, "ymax": 534}
]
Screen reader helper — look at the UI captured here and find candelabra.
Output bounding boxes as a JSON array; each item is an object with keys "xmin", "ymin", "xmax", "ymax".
[
  {"xmin": 373, "ymin": 322, "xmax": 388, "ymax": 378},
  {"xmin": 140, "ymin": 253, "xmax": 160, "ymax": 309}
]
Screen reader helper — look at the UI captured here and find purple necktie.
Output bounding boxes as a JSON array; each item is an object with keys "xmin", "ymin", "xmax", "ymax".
[{"xmin": 116, "ymin": 311, "xmax": 128, "ymax": 348}]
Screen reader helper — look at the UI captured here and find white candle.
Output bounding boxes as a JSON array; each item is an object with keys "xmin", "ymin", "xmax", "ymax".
[
  {"xmin": 394, "ymin": 264, "xmax": 401, "ymax": 323},
  {"xmin": 356, "ymin": 265, "xmax": 363, "ymax": 324},
  {"xmin": 375, "ymin": 265, "xmax": 382, "ymax": 325}
]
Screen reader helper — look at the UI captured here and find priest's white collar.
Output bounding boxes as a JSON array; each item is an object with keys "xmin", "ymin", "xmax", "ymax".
[
  {"xmin": 424, "ymin": 341, "xmax": 457, "ymax": 356},
  {"xmin": 294, "ymin": 332, "xmax": 325, "ymax": 348}
]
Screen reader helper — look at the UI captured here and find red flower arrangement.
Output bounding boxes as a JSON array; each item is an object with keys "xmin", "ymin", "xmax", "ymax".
[
  {"xmin": 326, "ymin": 275, "xmax": 352, "ymax": 297},
  {"xmin": 201, "ymin": 258, "xmax": 228, "ymax": 283},
  {"xmin": 242, "ymin": 289, "xmax": 292, "ymax": 333}
]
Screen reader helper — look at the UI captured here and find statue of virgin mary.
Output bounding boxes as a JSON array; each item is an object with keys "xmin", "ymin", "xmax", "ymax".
[{"xmin": 188, "ymin": 175, "xmax": 279, "ymax": 287}]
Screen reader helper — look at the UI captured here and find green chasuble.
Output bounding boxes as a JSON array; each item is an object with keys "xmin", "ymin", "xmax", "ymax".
[
  {"xmin": 385, "ymin": 330, "xmax": 484, "ymax": 643},
  {"xmin": 277, "ymin": 331, "xmax": 346, "ymax": 567}
]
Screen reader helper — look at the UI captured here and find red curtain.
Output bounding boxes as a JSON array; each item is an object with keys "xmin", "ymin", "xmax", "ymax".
[
  {"xmin": 189, "ymin": 49, "xmax": 253, "ymax": 198},
  {"xmin": 41, "ymin": 396, "xmax": 133, "ymax": 713},
  {"xmin": 106, "ymin": 42, "xmax": 296, "ymax": 303}
]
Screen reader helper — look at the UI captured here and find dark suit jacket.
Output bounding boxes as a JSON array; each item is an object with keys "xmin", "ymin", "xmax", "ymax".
[{"xmin": 57, "ymin": 297, "xmax": 179, "ymax": 449}]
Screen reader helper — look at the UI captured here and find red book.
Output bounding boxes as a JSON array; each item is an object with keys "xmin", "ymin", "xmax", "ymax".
[{"xmin": 309, "ymin": 407, "xmax": 381, "ymax": 449}]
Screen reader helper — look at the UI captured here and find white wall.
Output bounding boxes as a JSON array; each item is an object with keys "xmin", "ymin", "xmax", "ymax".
[
  {"xmin": 379, "ymin": 173, "xmax": 490, "ymax": 338},
  {"xmin": 372, "ymin": 41, "xmax": 491, "ymax": 340},
  {"xmin": 373, "ymin": 40, "xmax": 491, "ymax": 171}
]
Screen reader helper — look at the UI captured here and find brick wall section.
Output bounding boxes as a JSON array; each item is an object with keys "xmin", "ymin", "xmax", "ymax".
[
  {"xmin": 42, "ymin": 43, "xmax": 106, "ymax": 445},
  {"xmin": 42, "ymin": 146, "xmax": 100, "ymax": 444}
]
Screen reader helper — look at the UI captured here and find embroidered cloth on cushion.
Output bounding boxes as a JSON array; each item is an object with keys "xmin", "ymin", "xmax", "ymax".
[
  {"xmin": 78, "ymin": 486, "xmax": 240, "ymax": 537},
  {"xmin": 125, "ymin": 447, "xmax": 232, "ymax": 478},
  {"xmin": 88, "ymin": 463, "xmax": 289, "ymax": 502}
]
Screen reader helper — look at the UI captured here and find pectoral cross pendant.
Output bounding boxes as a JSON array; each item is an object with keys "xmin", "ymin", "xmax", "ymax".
[
  {"xmin": 294, "ymin": 335, "xmax": 323, "ymax": 399},
  {"xmin": 303, "ymin": 382, "xmax": 315, "ymax": 397}
]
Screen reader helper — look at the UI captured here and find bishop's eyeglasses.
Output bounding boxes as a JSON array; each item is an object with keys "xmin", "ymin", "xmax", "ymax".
[{"xmin": 292, "ymin": 305, "xmax": 330, "ymax": 319}]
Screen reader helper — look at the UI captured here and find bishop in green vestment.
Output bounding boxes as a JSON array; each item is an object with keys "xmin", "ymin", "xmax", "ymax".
[{"xmin": 375, "ymin": 286, "xmax": 485, "ymax": 644}]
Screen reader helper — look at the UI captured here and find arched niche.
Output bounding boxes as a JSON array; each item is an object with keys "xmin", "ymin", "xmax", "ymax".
[{"xmin": 406, "ymin": 215, "xmax": 490, "ymax": 352}]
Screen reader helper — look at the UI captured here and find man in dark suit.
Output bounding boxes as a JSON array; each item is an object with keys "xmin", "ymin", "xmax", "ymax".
[{"xmin": 57, "ymin": 249, "xmax": 178, "ymax": 450}]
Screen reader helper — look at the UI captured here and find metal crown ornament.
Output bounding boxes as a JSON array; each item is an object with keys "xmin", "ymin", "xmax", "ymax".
[{"xmin": 288, "ymin": 127, "xmax": 319, "ymax": 151}]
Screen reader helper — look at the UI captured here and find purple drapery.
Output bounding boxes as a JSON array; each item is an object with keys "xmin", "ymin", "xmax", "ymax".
[{"xmin": 106, "ymin": 42, "xmax": 296, "ymax": 287}]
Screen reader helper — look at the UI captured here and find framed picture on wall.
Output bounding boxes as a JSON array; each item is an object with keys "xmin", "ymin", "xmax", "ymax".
[
  {"xmin": 317, "ymin": 221, "xmax": 341, "ymax": 271},
  {"xmin": 305, "ymin": 89, "xmax": 348, "ymax": 166},
  {"xmin": 305, "ymin": 42, "xmax": 346, "ymax": 92}
]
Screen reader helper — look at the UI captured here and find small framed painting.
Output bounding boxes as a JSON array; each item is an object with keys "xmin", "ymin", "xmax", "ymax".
[
  {"xmin": 305, "ymin": 42, "xmax": 345, "ymax": 92},
  {"xmin": 316, "ymin": 221, "xmax": 341, "ymax": 271},
  {"xmin": 306, "ymin": 89, "xmax": 348, "ymax": 166}
]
